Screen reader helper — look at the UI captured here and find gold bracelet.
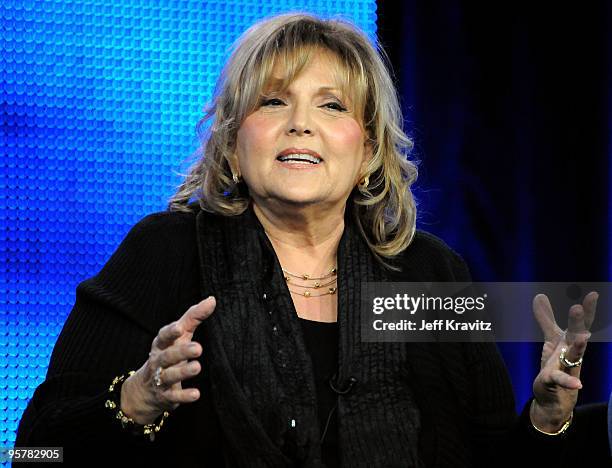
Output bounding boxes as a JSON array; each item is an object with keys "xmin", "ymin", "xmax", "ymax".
[
  {"xmin": 105, "ymin": 370, "xmax": 170, "ymax": 442},
  {"xmin": 529, "ymin": 400, "xmax": 573, "ymax": 436}
]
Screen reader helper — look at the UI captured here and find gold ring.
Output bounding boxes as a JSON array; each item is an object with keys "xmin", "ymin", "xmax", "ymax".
[
  {"xmin": 559, "ymin": 347, "xmax": 582, "ymax": 368},
  {"xmin": 153, "ymin": 366, "xmax": 164, "ymax": 387}
]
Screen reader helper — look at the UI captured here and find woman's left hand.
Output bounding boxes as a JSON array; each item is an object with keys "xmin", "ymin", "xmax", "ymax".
[{"xmin": 530, "ymin": 291, "xmax": 598, "ymax": 432}]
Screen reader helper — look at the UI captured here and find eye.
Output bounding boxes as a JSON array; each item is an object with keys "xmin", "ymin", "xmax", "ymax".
[
  {"xmin": 321, "ymin": 101, "xmax": 348, "ymax": 112},
  {"xmin": 260, "ymin": 98, "xmax": 286, "ymax": 107}
]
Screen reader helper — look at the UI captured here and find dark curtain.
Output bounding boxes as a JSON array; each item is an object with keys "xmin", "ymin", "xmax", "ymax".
[{"xmin": 377, "ymin": 1, "xmax": 611, "ymax": 408}]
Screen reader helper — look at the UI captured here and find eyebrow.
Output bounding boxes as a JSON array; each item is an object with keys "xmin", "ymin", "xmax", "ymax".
[
  {"xmin": 264, "ymin": 83, "xmax": 341, "ymax": 92},
  {"xmin": 263, "ymin": 85, "xmax": 347, "ymax": 100}
]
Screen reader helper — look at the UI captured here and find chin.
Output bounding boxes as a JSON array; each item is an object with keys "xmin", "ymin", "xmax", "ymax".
[
  {"xmin": 266, "ymin": 186, "xmax": 318, "ymax": 202},
  {"xmin": 277, "ymin": 196, "xmax": 323, "ymax": 207},
  {"xmin": 260, "ymin": 187, "xmax": 343, "ymax": 209}
]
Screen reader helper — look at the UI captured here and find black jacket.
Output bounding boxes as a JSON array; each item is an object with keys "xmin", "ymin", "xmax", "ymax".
[{"xmin": 16, "ymin": 203, "xmax": 610, "ymax": 467}]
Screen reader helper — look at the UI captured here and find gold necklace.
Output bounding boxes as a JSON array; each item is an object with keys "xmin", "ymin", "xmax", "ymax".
[
  {"xmin": 282, "ymin": 266, "xmax": 338, "ymax": 298},
  {"xmin": 284, "ymin": 277, "xmax": 337, "ymax": 288},
  {"xmin": 282, "ymin": 267, "xmax": 337, "ymax": 281},
  {"xmin": 288, "ymin": 286, "xmax": 337, "ymax": 297}
]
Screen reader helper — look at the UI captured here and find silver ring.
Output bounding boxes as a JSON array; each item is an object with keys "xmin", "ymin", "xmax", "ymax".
[
  {"xmin": 153, "ymin": 366, "xmax": 164, "ymax": 387},
  {"xmin": 559, "ymin": 347, "xmax": 583, "ymax": 368}
]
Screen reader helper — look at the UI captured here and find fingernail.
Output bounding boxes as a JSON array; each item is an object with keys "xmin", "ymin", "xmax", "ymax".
[{"xmin": 189, "ymin": 342, "xmax": 199, "ymax": 350}]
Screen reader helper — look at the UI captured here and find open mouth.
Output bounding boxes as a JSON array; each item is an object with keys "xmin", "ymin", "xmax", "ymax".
[{"xmin": 276, "ymin": 153, "xmax": 322, "ymax": 165}]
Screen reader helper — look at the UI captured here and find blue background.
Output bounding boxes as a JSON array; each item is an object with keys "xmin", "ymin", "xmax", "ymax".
[{"xmin": 3, "ymin": 0, "xmax": 611, "ymax": 454}]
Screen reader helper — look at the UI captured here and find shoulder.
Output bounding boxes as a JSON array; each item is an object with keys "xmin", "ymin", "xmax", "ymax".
[
  {"xmin": 389, "ymin": 229, "xmax": 472, "ymax": 282},
  {"xmin": 112, "ymin": 203, "xmax": 211, "ymax": 259},
  {"xmin": 410, "ymin": 230, "xmax": 460, "ymax": 255},
  {"xmin": 127, "ymin": 203, "xmax": 201, "ymax": 240},
  {"xmin": 102, "ymin": 203, "xmax": 207, "ymax": 279},
  {"xmin": 404, "ymin": 229, "xmax": 465, "ymax": 265}
]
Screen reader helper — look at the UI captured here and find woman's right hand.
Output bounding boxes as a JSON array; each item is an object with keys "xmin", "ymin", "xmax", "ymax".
[{"xmin": 120, "ymin": 296, "xmax": 216, "ymax": 424}]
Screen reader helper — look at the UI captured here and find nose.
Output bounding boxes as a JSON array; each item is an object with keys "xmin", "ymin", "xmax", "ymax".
[
  {"xmin": 288, "ymin": 127, "xmax": 312, "ymax": 135},
  {"xmin": 286, "ymin": 102, "xmax": 313, "ymax": 136}
]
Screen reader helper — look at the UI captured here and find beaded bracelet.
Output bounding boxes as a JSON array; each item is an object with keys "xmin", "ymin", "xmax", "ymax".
[{"xmin": 104, "ymin": 370, "xmax": 170, "ymax": 442}]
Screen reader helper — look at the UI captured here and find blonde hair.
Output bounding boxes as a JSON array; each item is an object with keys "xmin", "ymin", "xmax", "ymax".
[{"xmin": 169, "ymin": 13, "xmax": 418, "ymax": 267}]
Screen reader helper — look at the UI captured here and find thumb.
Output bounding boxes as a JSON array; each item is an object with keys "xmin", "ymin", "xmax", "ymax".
[{"xmin": 178, "ymin": 296, "xmax": 216, "ymax": 335}]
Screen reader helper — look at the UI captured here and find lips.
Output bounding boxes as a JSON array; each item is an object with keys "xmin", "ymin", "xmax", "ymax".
[{"xmin": 276, "ymin": 148, "xmax": 323, "ymax": 164}]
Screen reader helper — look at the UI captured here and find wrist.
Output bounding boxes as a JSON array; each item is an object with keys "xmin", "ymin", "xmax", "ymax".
[
  {"xmin": 120, "ymin": 374, "xmax": 159, "ymax": 425},
  {"xmin": 529, "ymin": 399, "xmax": 573, "ymax": 435},
  {"xmin": 106, "ymin": 370, "xmax": 170, "ymax": 442}
]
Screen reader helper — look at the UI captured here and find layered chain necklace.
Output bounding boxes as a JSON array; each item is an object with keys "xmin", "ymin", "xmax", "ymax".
[{"xmin": 283, "ymin": 266, "xmax": 338, "ymax": 297}]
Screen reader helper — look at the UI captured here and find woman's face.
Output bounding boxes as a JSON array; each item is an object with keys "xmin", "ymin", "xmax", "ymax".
[{"xmin": 233, "ymin": 51, "xmax": 371, "ymax": 214}]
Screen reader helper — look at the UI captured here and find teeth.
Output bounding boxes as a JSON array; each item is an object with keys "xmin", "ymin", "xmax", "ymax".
[{"xmin": 277, "ymin": 153, "xmax": 321, "ymax": 164}]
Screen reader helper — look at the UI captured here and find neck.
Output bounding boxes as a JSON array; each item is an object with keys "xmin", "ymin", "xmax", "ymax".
[{"xmin": 252, "ymin": 200, "xmax": 345, "ymax": 275}]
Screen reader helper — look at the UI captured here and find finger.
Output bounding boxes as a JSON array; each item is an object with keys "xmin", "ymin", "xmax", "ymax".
[
  {"xmin": 566, "ymin": 304, "xmax": 590, "ymax": 343},
  {"xmin": 152, "ymin": 321, "xmax": 183, "ymax": 351},
  {"xmin": 582, "ymin": 291, "xmax": 598, "ymax": 330},
  {"xmin": 159, "ymin": 360, "xmax": 201, "ymax": 387},
  {"xmin": 177, "ymin": 296, "xmax": 216, "ymax": 335},
  {"xmin": 157, "ymin": 342, "xmax": 202, "ymax": 368},
  {"xmin": 533, "ymin": 294, "xmax": 563, "ymax": 342},
  {"xmin": 160, "ymin": 387, "xmax": 201, "ymax": 405},
  {"xmin": 561, "ymin": 336, "xmax": 588, "ymax": 372},
  {"xmin": 549, "ymin": 369, "xmax": 582, "ymax": 390}
]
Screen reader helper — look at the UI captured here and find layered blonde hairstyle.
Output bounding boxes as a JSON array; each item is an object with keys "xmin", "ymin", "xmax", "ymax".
[{"xmin": 169, "ymin": 13, "xmax": 418, "ymax": 266}]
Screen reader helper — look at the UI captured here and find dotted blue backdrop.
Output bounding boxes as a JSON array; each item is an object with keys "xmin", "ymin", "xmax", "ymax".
[{"xmin": 1, "ymin": 0, "xmax": 377, "ymax": 451}]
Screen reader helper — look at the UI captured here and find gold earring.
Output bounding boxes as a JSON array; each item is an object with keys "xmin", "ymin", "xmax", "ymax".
[
  {"xmin": 359, "ymin": 175, "xmax": 369, "ymax": 189},
  {"xmin": 232, "ymin": 173, "xmax": 240, "ymax": 184}
]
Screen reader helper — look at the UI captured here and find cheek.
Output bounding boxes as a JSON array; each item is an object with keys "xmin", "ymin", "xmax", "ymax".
[
  {"xmin": 236, "ymin": 118, "xmax": 257, "ymax": 154},
  {"xmin": 236, "ymin": 115, "xmax": 278, "ymax": 165},
  {"xmin": 236, "ymin": 124, "xmax": 262, "ymax": 171},
  {"xmin": 328, "ymin": 121, "xmax": 366, "ymax": 176},
  {"xmin": 333, "ymin": 120, "xmax": 365, "ymax": 150}
]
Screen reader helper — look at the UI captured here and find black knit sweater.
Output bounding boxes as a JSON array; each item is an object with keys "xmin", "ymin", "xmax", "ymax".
[{"xmin": 16, "ymin": 202, "xmax": 609, "ymax": 467}]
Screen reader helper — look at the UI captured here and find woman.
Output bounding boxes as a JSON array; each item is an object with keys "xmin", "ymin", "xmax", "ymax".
[{"xmin": 16, "ymin": 13, "xmax": 603, "ymax": 467}]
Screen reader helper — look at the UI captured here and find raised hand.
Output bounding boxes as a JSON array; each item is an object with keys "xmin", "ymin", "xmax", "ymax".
[
  {"xmin": 530, "ymin": 291, "xmax": 598, "ymax": 432},
  {"xmin": 120, "ymin": 296, "xmax": 216, "ymax": 424}
]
